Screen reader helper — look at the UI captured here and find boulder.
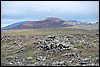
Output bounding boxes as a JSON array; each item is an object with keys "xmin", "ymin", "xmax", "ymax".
[{"xmin": 36, "ymin": 56, "xmax": 46, "ymax": 61}]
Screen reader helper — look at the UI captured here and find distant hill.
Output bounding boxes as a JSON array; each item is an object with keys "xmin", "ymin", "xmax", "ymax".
[
  {"xmin": 2, "ymin": 17, "xmax": 75, "ymax": 29},
  {"xmin": 1, "ymin": 17, "xmax": 99, "ymax": 30},
  {"xmin": 67, "ymin": 20, "xmax": 81, "ymax": 22}
]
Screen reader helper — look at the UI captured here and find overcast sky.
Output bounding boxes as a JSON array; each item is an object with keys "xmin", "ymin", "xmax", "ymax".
[{"xmin": 1, "ymin": 1, "xmax": 99, "ymax": 27}]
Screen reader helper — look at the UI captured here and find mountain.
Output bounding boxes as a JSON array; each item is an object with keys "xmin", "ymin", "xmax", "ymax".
[
  {"xmin": 67, "ymin": 20, "xmax": 80, "ymax": 22},
  {"xmin": 2, "ymin": 21, "xmax": 31, "ymax": 29},
  {"xmin": 2, "ymin": 17, "xmax": 75, "ymax": 30}
]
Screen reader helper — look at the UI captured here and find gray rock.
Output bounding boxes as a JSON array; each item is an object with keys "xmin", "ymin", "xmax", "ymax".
[
  {"xmin": 51, "ymin": 61, "xmax": 68, "ymax": 66},
  {"xmin": 27, "ymin": 57, "xmax": 33, "ymax": 60},
  {"xmin": 34, "ymin": 61, "xmax": 46, "ymax": 66},
  {"xmin": 36, "ymin": 56, "xmax": 46, "ymax": 61}
]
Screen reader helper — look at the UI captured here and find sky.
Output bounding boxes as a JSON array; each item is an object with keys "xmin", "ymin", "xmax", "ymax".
[{"xmin": 1, "ymin": 1, "xmax": 99, "ymax": 27}]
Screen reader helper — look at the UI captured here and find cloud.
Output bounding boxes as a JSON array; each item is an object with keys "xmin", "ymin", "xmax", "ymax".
[
  {"xmin": 1, "ymin": 1, "xmax": 99, "ymax": 18},
  {"xmin": 1, "ymin": 1, "xmax": 99, "ymax": 27}
]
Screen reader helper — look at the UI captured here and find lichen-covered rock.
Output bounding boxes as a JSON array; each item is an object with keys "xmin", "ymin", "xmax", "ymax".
[{"xmin": 1, "ymin": 32, "xmax": 99, "ymax": 66}]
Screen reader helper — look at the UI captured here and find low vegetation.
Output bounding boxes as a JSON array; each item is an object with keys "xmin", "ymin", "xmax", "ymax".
[{"xmin": 1, "ymin": 28, "xmax": 99, "ymax": 66}]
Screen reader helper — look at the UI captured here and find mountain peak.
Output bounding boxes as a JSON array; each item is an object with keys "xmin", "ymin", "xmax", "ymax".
[
  {"xmin": 42, "ymin": 17, "xmax": 64, "ymax": 23},
  {"xmin": 43, "ymin": 17, "xmax": 61, "ymax": 20}
]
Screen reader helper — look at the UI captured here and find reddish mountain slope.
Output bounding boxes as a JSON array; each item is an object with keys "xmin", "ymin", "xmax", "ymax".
[{"xmin": 4, "ymin": 17, "xmax": 73, "ymax": 29}]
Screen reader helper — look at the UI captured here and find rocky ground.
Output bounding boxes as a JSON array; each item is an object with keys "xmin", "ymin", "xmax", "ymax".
[{"xmin": 1, "ymin": 28, "xmax": 99, "ymax": 66}]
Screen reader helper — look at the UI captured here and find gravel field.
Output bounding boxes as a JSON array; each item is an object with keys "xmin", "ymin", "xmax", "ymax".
[{"xmin": 1, "ymin": 28, "xmax": 99, "ymax": 66}]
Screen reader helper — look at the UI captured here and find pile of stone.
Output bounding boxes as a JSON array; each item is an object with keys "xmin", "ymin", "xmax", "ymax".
[{"xmin": 36, "ymin": 35, "xmax": 73, "ymax": 51}]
